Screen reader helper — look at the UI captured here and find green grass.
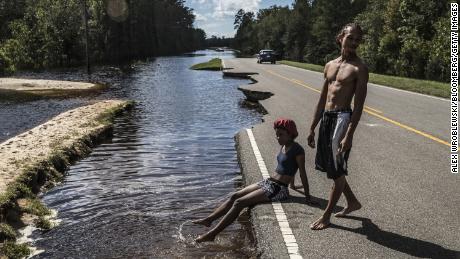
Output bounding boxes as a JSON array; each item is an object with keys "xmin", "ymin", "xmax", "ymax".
[
  {"xmin": 0, "ymin": 182, "xmax": 33, "ymax": 208},
  {"xmin": 279, "ymin": 60, "xmax": 450, "ymax": 98},
  {"xmin": 279, "ymin": 60, "xmax": 324, "ymax": 73},
  {"xmin": 1, "ymin": 241, "xmax": 30, "ymax": 259},
  {"xmin": 19, "ymin": 198, "xmax": 51, "ymax": 217},
  {"xmin": 96, "ymin": 100, "xmax": 135, "ymax": 125},
  {"xmin": 34, "ymin": 216, "xmax": 52, "ymax": 230},
  {"xmin": 0, "ymin": 223, "xmax": 16, "ymax": 241},
  {"xmin": 190, "ymin": 58, "xmax": 222, "ymax": 71}
]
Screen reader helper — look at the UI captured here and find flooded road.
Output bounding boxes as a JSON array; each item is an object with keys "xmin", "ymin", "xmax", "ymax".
[{"xmin": 0, "ymin": 50, "xmax": 261, "ymax": 258}]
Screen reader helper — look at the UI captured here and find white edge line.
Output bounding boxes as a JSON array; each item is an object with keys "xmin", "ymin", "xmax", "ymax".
[
  {"xmin": 280, "ymin": 64, "xmax": 449, "ymax": 102},
  {"xmin": 246, "ymin": 128, "xmax": 303, "ymax": 259}
]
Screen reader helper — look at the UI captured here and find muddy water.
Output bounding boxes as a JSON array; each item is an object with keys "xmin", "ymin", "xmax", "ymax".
[{"xmin": 0, "ymin": 50, "xmax": 261, "ymax": 258}]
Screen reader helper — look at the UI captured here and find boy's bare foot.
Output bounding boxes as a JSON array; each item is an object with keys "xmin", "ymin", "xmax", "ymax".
[
  {"xmin": 195, "ymin": 233, "xmax": 215, "ymax": 243},
  {"xmin": 192, "ymin": 218, "xmax": 212, "ymax": 227},
  {"xmin": 334, "ymin": 202, "xmax": 362, "ymax": 217},
  {"xmin": 309, "ymin": 216, "xmax": 330, "ymax": 230}
]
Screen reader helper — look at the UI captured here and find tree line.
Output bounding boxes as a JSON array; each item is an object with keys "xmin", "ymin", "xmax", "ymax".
[
  {"xmin": 0, "ymin": 0, "xmax": 206, "ymax": 74},
  {"xmin": 232, "ymin": 0, "xmax": 450, "ymax": 82},
  {"xmin": 205, "ymin": 36, "xmax": 234, "ymax": 48}
]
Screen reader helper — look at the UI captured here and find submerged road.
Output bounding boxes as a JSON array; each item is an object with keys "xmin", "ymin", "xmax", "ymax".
[{"xmin": 226, "ymin": 58, "xmax": 459, "ymax": 258}]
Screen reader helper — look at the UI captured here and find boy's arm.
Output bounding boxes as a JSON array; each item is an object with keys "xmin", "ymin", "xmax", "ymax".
[
  {"xmin": 308, "ymin": 63, "xmax": 329, "ymax": 148},
  {"xmin": 339, "ymin": 65, "xmax": 368, "ymax": 153},
  {"xmin": 295, "ymin": 154, "xmax": 310, "ymax": 201}
]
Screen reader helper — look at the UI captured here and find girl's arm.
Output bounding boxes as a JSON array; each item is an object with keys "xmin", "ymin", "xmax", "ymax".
[{"xmin": 295, "ymin": 154, "xmax": 310, "ymax": 201}]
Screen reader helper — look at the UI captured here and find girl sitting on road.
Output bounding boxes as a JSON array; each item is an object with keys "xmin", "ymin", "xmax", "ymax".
[{"xmin": 193, "ymin": 118, "xmax": 311, "ymax": 242}]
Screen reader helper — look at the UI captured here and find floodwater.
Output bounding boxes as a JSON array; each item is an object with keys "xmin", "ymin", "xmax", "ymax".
[{"xmin": 0, "ymin": 50, "xmax": 261, "ymax": 258}]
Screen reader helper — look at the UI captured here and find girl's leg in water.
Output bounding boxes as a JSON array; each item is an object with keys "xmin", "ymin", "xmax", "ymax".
[
  {"xmin": 192, "ymin": 183, "xmax": 261, "ymax": 227},
  {"xmin": 195, "ymin": 188, "xmax": 269, "ymax": 242}
]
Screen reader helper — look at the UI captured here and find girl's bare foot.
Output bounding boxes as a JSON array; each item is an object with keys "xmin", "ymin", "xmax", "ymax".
[
  {"xmin": 334, "ymin": 202, "xmax": 362, "ymax": 217},
  {"xmin": 195, "ymin": 233, "xmax": 215, "ymax": 243},
  {"xmin": 309, "ymin": 216, "xmax": 330, "ymax": 230},
  {"xmin": 192, "ymin": 218, "xmax": 212, "ymax": 227}
]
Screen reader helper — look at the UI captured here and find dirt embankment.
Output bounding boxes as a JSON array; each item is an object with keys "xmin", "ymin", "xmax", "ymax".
[
  {"xmin": 0, "ymin": 100, "xmax": 134, "ymax": 257},
  {"xmin": 0, "ymin": 100, "xmax": 133, "ymax": 194}
]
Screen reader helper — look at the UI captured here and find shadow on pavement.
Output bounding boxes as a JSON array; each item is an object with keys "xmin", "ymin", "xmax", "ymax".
[
  {"xmin": 331, "ymin": 215, "xmax": 459, "ymax": 258},
  {"xmin": 283, "ymin": 193, "xmax": 345, "ymax": 212}
]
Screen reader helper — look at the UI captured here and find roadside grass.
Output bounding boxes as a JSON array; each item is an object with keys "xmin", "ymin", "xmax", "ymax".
[
  {"xmin": 190, "ymin": 58, "xmax": 222, "ymax": 71},
  {"xmin": 279, "ymin": 60, "xmax": 324, "ymax": 73},
  {"xmin": 279, "ymin": 60, "xmax": 449, "ymax": 98}
]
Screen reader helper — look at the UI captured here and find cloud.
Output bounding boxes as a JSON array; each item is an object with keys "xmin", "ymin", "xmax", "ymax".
[
  {"xmin": 197, "ymin": 21, "xmax": 235, "ymax": 38},
  {"xmin": 194, "ymin": 12, "xmax": 208, "ymax": 22},
  {"xmin": 211, "ymin": 0, "xmax": 261, "ymax": 19},
  {"xmin": 188, "ymin": 0, "xmax": 262, "ymax": 38},
  {"xmin": 192, "ymin": 0, "xmax": 207, "ymax": 4}
]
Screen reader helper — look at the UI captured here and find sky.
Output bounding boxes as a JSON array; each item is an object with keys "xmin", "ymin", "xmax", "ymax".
[{"xmin": 185, "ymin": 0, "xmax": 294, "ymax": 38}]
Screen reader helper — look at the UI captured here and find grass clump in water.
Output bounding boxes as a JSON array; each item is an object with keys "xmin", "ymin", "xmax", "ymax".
[
  {"xmin": 1, "ymin": 241, "xmax": 30, "ymax": 259},
  {"xmin": 190, "ymin": 58, "xmax": 222, "ymax": 71},
  {"xmin": 34, "ymin": 216, "xmax": 52, "ymax": 230},
  {"xmin": 19, "ymin": 198, "xmax": 51, "ymax": 217},
  {"xmin": 0, "ymin": 183, "xmax": 33, "ymax": 208},
  {"xmin": 0, "ymin": 224, "xmax": 16, "ymax": 241}
]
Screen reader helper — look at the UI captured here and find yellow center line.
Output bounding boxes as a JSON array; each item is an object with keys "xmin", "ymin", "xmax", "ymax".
[
  {"xmin": 364, "ymin": 109, "xmax": 450, "ymax": 146},
  {"xmin": 268, "ymin": 69, "xmax": 320, "ymax": 93},
  {"xmin": 268, "ymin": 69, "xmax": 383, "ymax": 114},
  {"xmin": 264, "ymin": 69, "xmax": 450, "ymax": 147},
  {"xmin": 363, "ymin": 106, "xmax": 383, "ymax": 114}
]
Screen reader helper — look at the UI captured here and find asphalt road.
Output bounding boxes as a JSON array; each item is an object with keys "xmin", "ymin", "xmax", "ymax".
[{"xmin": 226, "ymin": 58, "xmax": 459, "ymax": 258}]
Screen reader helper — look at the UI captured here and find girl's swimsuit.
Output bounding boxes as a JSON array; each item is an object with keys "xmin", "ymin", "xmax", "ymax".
[
  {"xmin": 257, "ymin": 142, "xmax": 305, "ymax": 201},
  {"xmin": 257, "ymin": 177, "xmax": 289, "ymax": 201}
]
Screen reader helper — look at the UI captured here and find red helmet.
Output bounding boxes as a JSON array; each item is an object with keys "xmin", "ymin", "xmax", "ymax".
[{"xmin": 274, "ymin": 118, "xmax": 298, "ymax": 139}]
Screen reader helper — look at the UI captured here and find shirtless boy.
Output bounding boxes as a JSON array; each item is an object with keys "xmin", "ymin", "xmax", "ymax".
[{"xmin": 307, "ymin": 23, "xmax": 368, "ymax": 230}]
